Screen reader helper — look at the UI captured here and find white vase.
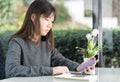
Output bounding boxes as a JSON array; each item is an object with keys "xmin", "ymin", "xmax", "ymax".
[{"xmin": 83, "ymin": 58, "xmax": 95, "ymax": 75}]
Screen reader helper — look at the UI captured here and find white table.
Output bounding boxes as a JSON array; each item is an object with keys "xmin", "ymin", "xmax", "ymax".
[
  {"xmin": 96, "ymin": 68, "xmax": 120, "ymax": 82},
  {"xmin": 1, "ymin": 68, "xmax": 120, "ymax": 82}
]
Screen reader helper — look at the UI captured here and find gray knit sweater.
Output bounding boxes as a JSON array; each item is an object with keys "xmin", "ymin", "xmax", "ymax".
[{"xmin": 5, "ymin": 38, "xmax": 79, "ymax": 78}]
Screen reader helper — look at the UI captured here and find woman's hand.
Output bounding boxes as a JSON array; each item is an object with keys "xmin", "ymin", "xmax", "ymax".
[
  {"xmin": 53, "ymin": 66, "xmax": 69, "ymax": 75},
  {"xmin": 76, "ymin": 57, "xmax": 99, "ymax": 73},
  {"xmin": 83, "ymin": 64, "xmax": 95, "ymax": 73},
  {"xmin": 84, "ymin": 59, "xmax": 99, "ymax": 73}
]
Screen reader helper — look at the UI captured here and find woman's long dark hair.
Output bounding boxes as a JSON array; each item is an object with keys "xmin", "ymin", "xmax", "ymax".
[{"xmin": 9, "ymin": 0, "xmax": 56, "ymax": 51}]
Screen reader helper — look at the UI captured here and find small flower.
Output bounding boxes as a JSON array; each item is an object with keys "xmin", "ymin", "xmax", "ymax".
[
  {"xmin": 92, "ymin": 29, "xmax": 99, "ymax": 37},
  {"xmin": 86, "ymin": 33, "xmax": 91, "ymax": 40},
  {"xmin": 81, "ymin": 50, "xmax": 85, "ymax": 55},
  {"xmin": 76, "ymin": 29, "xmax": 99, "ymax": 58}
]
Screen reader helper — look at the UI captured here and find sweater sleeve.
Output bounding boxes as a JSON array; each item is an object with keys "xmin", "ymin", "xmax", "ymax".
[
  {"xmin": 51, "ymin": 48, "xmax": 79, "ymax": 71},
  {"xmin": 5, "ymin": 39, "xmax": 53, "ymax": 78}
]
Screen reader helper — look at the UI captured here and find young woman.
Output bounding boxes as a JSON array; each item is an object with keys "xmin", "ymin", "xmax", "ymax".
[{"xmin": 5, "ymin": 0, "xmax": 97, "ymax": 78}]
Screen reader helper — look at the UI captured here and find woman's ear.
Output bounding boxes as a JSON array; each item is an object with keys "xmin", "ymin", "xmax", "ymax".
[{"xmin": 31, "ymin": 14, "xmax": 36, "ymax": 22}]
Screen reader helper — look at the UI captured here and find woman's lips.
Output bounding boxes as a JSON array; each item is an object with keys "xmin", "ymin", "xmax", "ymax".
[
  {"xmin": 45, "ymin": 29, "xmax": 49, "ymax": 34},
  {"xmin": 46, "ymin": 29, "xmax": 49, "ymax": 32}
]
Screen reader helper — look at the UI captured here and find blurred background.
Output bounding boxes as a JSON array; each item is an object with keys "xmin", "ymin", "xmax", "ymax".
[{"xmin": 0, "ymin": 0, "xmax": 120, "ymax": 68}]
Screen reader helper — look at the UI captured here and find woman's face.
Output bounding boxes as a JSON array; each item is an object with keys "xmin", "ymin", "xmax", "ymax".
[{"xmin": 40, "ymin": 13, "xmax": 54, "ymax": 36}]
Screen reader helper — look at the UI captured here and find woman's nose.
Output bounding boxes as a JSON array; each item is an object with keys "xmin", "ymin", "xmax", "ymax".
[{"xmin": 48, "ymin": 21, "xmax": 53, "ymax": 27}]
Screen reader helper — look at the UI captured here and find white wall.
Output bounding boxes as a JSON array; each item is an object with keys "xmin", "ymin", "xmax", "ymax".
[{"xmin": 64, "ymin": 0, "xmax": 84, "ymax": 21}]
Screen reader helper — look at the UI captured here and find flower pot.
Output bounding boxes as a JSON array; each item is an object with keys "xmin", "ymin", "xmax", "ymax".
[{"xmin": 83, "ymin": 58, "xmax": 95, "ymax": 75}]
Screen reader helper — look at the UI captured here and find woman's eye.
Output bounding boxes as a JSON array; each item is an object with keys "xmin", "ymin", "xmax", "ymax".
[
  {"xmin": 52, "ymin": 21, "xmax": 54, "ymax": 23},
  {"xmin": 45, "ymin": 18, "xmax": 49, "ymax": 21}
]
